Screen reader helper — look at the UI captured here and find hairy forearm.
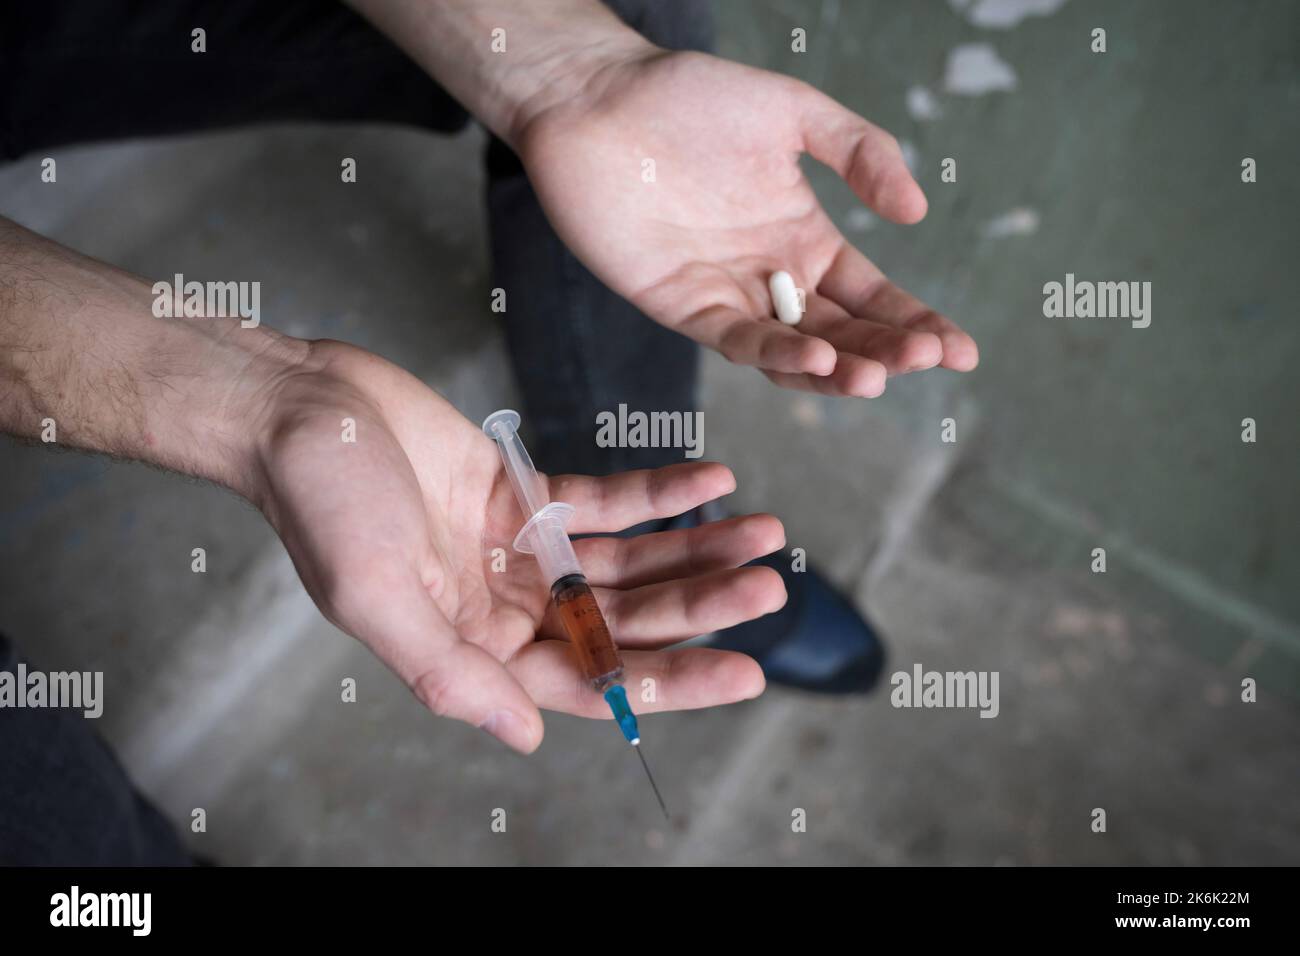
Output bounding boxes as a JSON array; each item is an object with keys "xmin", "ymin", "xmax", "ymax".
[
  {"xmin": 345, "ymin": 0, "xmax": 654, "ymax": 144},
  {"xmin": 0, "ymin": 216, "xmax": 308, "ymax": 500}
]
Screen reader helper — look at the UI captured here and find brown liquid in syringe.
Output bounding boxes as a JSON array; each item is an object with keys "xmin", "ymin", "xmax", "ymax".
[{"xmin": 551, "ymin": 574, "xmax": 624, "ymax": 691}]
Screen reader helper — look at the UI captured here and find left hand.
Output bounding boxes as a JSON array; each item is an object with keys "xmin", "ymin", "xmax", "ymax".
[{"xmin": 516, "ymin": 49, "xmax": 979, "ymax": 397}]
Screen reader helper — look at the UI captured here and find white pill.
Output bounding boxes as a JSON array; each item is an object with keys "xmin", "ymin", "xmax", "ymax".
[{"xmin": 769, "ymin": 270, "xmax": 803, "ymax": 325}]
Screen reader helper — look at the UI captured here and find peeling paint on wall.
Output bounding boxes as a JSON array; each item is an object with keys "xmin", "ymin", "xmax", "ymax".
[
  {"xmin": 906, "ymin": 85, "xmax": 944, "ymax": 121},
  {"xmin": 943, "ymin": 43, "xmax": 1018, "ymax": 95},
  {"xmin": 981, "ymin": 207, "xmax": 1041, "ymax": 238},
  {"xmin": 949, "ymin": 0, "xmax": 1070, "ymax": 30}
]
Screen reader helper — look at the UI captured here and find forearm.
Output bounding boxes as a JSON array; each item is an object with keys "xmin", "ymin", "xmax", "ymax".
[
  {"xmin": 0, "ymin": 216, "xmax": 307, "ymax": 501},
  {"xmin": 344, "ymin": 0, "xmax": 655, "ymax": 145}
]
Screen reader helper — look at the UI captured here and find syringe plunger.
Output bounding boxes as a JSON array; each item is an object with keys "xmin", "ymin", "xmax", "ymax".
[{"xmin": 482, "ymin": 409, "xmax": 582, "ymax": 584}]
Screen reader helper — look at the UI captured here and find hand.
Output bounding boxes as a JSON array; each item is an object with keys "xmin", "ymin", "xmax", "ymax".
[
  {"xmin": 251, "ymin": 340, "xmax": 780, "ymax": 752},
  {"xmin": 516, "ymin": 50, "xmax": 979, "ymax": 397},
  {"xmin": 0, "ymin": 216, "xmax": 777, "ymax": 756}
]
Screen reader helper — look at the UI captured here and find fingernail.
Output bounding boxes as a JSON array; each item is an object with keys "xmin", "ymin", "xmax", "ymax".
[{"xmin": 479, "ymin": 710, "xmax": 530, "ymax": 751}]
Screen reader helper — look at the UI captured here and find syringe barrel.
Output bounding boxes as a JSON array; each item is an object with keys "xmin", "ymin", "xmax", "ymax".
[
  {"xmin": 483, "ymin": 409, "xmax": 625, "ymax": 692},
  {"xmin": 483, "ymin": 410, "xmax": 548, "ymax": 517},
  {"xmin": 551, "ymin": 572, "xmax": 626, "ymax": 692},
  {"xmin": 521, "ymin": 507, "xmax": 583, "ymax": 584}
]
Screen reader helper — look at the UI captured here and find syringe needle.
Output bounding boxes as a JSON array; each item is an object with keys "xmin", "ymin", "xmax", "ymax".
[{"xmin": 635, "ymin": 743, "xmax": 670, "ymax": 822}]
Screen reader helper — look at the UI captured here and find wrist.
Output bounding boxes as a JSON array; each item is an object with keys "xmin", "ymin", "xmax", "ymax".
[
  {"xmin": 175, "ymin": 323, "xmax": 313, "ymax": 505},
  {"xmin": 347, "ymin": 0, "xmax": 657, "ymax": 148},
  {"xmin": 502, "ymin": 31, "xmax": 658, "ymax": 146}
]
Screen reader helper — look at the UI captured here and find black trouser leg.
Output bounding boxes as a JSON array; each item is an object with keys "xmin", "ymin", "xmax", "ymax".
[{"xmin": 485, "ymin": 0, "xmax": 714, "ymax": 478}]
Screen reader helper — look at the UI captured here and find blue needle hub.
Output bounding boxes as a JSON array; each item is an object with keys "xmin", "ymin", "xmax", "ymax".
[{"xmin": 604, "ymin": 684, "xmax": 640, "ymax": 745}]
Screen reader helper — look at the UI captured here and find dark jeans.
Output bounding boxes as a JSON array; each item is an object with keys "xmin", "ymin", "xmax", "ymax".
[
  {"xmin": 0, "ymin": 634, "xmax": 193, "ymax": 865},
  {"xmin": 0, "ymin": 0, "xmax": 711, "ymax": 864}
]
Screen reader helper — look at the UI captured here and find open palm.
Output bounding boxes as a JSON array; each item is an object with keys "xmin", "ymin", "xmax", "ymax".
[
  {"xmin": 519, "ymin": 50, "xmax": 978, "ymax": 397},
  {"xmin": 254, "ymin": 341, "xmax": 780, "ymax": 752}
]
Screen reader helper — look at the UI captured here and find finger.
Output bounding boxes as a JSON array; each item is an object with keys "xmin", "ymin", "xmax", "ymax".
[
  {"xmin": 408, "ymin": 642, "xmax": 545, "ymax": 752},
  {"xmin": 680, "ymin": 303, "xmax": 836, "ymax": 375},
  {"xmin": 797, "ymin": 84, "xmax": 927, "ymax": 224},
  {"xmin": 508, "ymin": 644, "xmax": 766, "ymax": 718},
  {"xmin": 549, "ymin": 461, "xmax": 735, "ymax": 535},
  {"xmin": 762, "ymin": 353, "xmax": 886, "ymax": 397},
  {"xmin": 336, "ymin": 563, "xmax": 544, "ymax": 753},
  {"xmin": 763, "ymin": 369, "xmax": 838, "ymax": 395},
  {"xmin": 574, "ymin": 513, "xmax": 785, "ymax": 589},
  {"xmin": 819, "ymin": 243, "xmax": 979, "ymax": 371},
  {"xmin": 596, "ymin": 564, "xmax": 787, "ymax": 648},
  {"xmin": 799, "ymin": 293, "xmax": 943, "ymax": 377}
]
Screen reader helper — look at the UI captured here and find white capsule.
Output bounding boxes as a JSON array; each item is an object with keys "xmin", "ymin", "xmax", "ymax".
[{"xmin": 769, "ymin": 270, "xmax": 803, "ymax": 325}]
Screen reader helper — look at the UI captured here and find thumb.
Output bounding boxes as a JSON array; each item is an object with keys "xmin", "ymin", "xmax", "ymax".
[
  {"xmin": 797, "ymin": 85, "xmax": 928, "ymax": 224},
  {"xmin": 407, "ymin": 642, "xmax": 545, "ymax": 754},
  {"xmin": 335, "ymin": 565, "xmax": 545, "ymax": 753}
]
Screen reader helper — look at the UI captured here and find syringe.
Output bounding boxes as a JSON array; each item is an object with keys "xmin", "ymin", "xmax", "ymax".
[{"xmin": 483, "ymin": 409, "xmax": 669, "ymax": 820}]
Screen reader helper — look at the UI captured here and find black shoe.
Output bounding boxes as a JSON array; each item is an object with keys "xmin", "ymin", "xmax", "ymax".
[{"xmin": 666, "ymin": 507, "xmax": 887, "ymax": 694}]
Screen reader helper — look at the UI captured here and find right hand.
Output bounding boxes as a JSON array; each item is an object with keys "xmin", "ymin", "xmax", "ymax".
[{"xmin": 248, "ymin": 340, "xmax": 781, "ymax": 752}]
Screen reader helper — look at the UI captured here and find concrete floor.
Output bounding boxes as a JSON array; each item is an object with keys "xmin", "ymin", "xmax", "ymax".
[{"xmin": 2, "ymin": 0, "xmax": 1297, "ymax": 864}]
